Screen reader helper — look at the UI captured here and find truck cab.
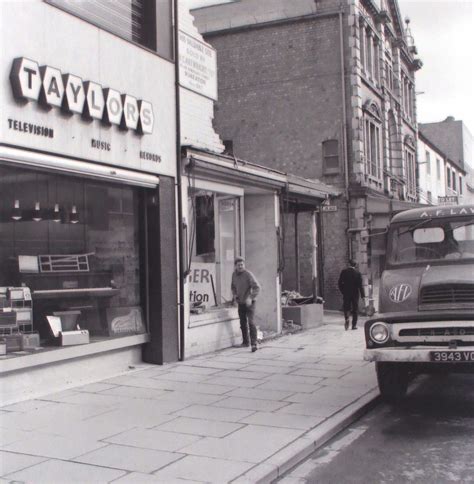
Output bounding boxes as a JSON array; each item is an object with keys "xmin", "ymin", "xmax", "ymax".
[{"xmin": 364, "ymin": 205, "xmax": 474, "ymax": 401}]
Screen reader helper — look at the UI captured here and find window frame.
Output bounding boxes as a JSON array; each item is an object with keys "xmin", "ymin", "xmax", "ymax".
[
  {"xmin": 322, "ymin": 139, "xmax": 340, "ymax": 175},
  {"xmin": 363, "ymin": 103, "xmax": 383, "ymax": 181},
  {"xmin": 45, "ymin": 0, "xmax": 174, "ymax": 62},
  {"xmin": 187, "ymin": 182, "xmax": 244, "ymax": 310},
  {"xmin": 403, "ymin": 137, "xmax": 416, "ymax": 199},
  {"xmin": 425, "ymin": 151, "xmax": 431, "ymax": 175}
]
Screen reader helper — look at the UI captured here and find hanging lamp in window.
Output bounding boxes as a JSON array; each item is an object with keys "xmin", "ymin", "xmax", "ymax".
[
  {"xmin": 53, "ymin": 177, "xmax": 61, "ymax": 223},
  {"xmin": 11, "ymin": 174, "xmax": 22, "ymax": 221},
  {"xmin": 70, "ymin": 183, "xmax": 79, "ymax": 224},
  {"xmin": 53, "ymin": 203, "xmax": 61, "ymax": 223},
  {"xmin": 70, "ymin": 205, "xmax": 79, "ymax": 224},
  {"xmin": 32, "ymin": 201, "xmax": 42, "ymax": 222},
  {"xmin": 32, "ymin": 174, "xmax": 42, "ymax": 222},
  {"xmin": 11, "ymin": 199, "xmax": 22, "ymax": 221}
]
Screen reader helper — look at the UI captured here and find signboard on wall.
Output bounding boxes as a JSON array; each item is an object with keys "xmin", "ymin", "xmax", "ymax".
[
  {"xmin": 0, "ymin": 2, "xmax": 176, "ymax": 178},
  {"xmin": 179, "ymin": 30, "xmax": 217, "ymax": 101},
  {"xmin": 438, "ymin": 195, "xmax": 459, "ymax": 205},
  {"xmin": 188, "ymin": 262, "xmax": 217, "ymax": 307}
]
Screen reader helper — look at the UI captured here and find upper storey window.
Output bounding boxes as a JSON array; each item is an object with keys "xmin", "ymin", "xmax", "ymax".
[
  {"xmin": 363, "ymin": 102, "xmax": 383, "ymax": 181},
  {"xmin": 400, "ymin": 71, "xmax": 415, "ymax": 120},
  {"xmin": 47, "ymin": 0, "xmax": 173, "ymax": 60},
  {"xmin": 404, "ymin": 136, "xmax": 417, "ymax": 200},
  {"xmin": 384, "ymin": 46, "xmax": 394, "ymax": 92},
  {"xmin": 359, "ymin": 19, "xmax": 380, "ymax": 85}
]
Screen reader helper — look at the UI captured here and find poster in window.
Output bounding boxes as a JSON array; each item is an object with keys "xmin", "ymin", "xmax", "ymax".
[{"xmin": 188, "ymin": 262, "xmax": 217, "ymax": 307}]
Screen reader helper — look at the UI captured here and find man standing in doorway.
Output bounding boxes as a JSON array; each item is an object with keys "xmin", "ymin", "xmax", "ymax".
[
  {"xmin": 338, "ymin": 259, "xmax": 366, "ymax": 330},
  {"xmin": 231, "ymin": 257, "xmax": 261, "ymax": 352}
]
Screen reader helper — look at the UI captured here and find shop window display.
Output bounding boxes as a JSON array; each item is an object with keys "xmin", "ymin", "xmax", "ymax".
[
  {"xmin": 0, "ymin": 164, "xmax": 147, "ymax": 354},
  {"xmin": 188, "ymin": 189, "xmax": 241, "ymax": 312}
]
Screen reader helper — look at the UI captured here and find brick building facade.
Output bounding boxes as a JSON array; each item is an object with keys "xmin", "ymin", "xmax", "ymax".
[{"xmin": 193, "ymin": 0, "xmax": 423, "ymax": 309}]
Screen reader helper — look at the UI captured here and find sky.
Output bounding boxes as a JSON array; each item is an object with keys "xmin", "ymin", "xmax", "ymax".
[
  {"xmin": 184, "ymin": 0, "xmax": 474, "ymax": 135},
  {"xmin": 399, "ymin": 0, "xmax": 474, "ymax": 133}
]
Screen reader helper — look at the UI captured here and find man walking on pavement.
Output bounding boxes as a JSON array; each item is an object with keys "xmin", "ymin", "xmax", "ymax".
[
  {"xmin": 338, "ymin": 259, "xmax": 366, "ymax": 331},
  {"xmin": 231, "ymin": 256, "xmax": 261, "ymax": 352}
]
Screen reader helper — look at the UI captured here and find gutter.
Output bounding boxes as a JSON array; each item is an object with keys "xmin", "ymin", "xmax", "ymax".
[{"xmin": 200, "ymin": 10, "xmax": 341, "ymax": 38}]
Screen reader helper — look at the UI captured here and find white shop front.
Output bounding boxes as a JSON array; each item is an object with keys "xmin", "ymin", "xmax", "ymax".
[
  {"xmin": 0, "ymin": 0, "xmax": 178, "ymax": 403},
  {"xmin": 180, "ymin": 148, "xmax": 336, "ymax": 357}
]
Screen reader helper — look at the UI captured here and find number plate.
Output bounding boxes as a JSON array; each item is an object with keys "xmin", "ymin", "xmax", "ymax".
[{"xmin": 430, "ymin": 351, "xmax": 474, "ymax": 362}]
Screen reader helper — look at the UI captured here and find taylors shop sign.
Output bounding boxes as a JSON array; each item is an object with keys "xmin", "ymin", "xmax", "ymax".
[{"xmin": 9, "ymin": 57, "xmax": 154, "ymax": 134}]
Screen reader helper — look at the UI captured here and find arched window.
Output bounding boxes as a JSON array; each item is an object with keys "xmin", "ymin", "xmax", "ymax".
[{"xmin": 363, "ymin": 101, "xmax": 382, "ymax": 180}]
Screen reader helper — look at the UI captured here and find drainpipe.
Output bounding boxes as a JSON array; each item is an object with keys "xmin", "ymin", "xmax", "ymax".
[
  {"xmin": 174, "ymin": 0, "xmax": 185, "ymax": 361},
  {"xmin": 294, "ymin": 207, "xmax": 300, "ymax": 293},
  {"xmin": 339, "ymin": 7, "xmax": 352, "ymax": 260}
]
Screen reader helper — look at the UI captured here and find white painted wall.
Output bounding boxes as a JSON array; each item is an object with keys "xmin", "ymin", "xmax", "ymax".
[
  {"xmin": 417, "ymin": 137, "xmax": 446, "ymax": 204},
  {"xmin": 179, "ymin": 5, "xmax": 224, "ymax": 153},
  {"xmin": 0, "ymin": 0, "xmax": 177, "ymax": 177},
  {"xmin": 244, "ymin": 192, "xmax": 281, "ymax": 334}
]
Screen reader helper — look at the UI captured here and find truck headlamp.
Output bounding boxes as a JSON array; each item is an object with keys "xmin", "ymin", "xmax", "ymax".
[{"xmin": 369, "ymin": 322, "xmax": 390, "ymax": 344}]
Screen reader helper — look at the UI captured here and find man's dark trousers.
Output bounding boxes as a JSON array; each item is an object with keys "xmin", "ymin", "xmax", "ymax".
[
  {"xmin": 343, "ymin": 295, "xmax": 359, "ymax": 329},
  {"xmin": 238, "ymin": 302, "xmax": 257, "ymax": 346}
]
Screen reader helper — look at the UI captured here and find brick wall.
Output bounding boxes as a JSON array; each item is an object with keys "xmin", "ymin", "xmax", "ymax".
[
  {"xmin": 209, "ymin": 15, "xmax": 344, "ymax": 180},
  {"xmin": 319, "ymin": 199, "xmax": 349, "ymax": 309},
  {"xmin": 206, "ymin": 15, "xmax": 350, "ymax": 308}
]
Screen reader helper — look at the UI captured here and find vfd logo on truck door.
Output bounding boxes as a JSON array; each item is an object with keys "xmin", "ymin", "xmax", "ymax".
[{"xmin": 389, "ymin": 283, "xmax": 412, "ymax": 303}]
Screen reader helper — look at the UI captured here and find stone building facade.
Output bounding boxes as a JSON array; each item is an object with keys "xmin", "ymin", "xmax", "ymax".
[{"xmin": 193, "ymin": 0, "xmax": 423, "ymax": 308}]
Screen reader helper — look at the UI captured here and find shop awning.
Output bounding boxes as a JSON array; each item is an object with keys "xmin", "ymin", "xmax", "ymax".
[
  {"xmin": 184, "ymin": 148, "xmax": 340, "ymax": 200},
  {"xmin": 187, "ymin": 152, "xmax": 286, "ymax": 190},
  {"xmin": 0, "ymin": 145, "xmax": 159, "ymax": 188},
  {"xmin": 286, "ymin": 174, "xmax": 339, "ymax": 201}
]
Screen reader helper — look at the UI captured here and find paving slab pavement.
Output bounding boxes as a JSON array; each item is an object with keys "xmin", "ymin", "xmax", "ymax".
[{"xmin": 0, "ymin": 312, "xmax": 380, "ymax": 483}]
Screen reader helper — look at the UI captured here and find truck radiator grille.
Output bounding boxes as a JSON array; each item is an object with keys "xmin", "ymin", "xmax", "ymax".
[
  {"xmin": 399, "ymin": 327, "xmax": 474, "ymax": 337},
  {"xmin": 420, "ymin": 284, "xmax": 474, "ymax": 305}
]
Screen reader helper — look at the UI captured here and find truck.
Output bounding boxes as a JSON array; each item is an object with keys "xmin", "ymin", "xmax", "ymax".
[{"xmin": 364, "ymin": 204, "xmax": 474, "ymax": 401}]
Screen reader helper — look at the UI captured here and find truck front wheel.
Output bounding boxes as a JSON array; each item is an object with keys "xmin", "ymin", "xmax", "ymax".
[{"xmin": 376, "ymin": 362, "xmax": 409, "ymax": 402}]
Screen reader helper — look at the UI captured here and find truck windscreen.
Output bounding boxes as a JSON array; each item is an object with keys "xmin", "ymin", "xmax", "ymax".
[{"xmin": 388, "ymin": 218, "xmax": 474, "ymax": 265}]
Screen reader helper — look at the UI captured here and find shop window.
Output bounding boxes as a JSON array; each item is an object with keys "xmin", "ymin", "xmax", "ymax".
[
  {"xmin": 47, "ymin": 0, "xmax": 173, "ymax": 59},
  {"xmin": 195, "ymin": 195, "xmax": 215, "ymax": 256},
  {"xmin": 0, "ymin": 164, "xmax": 148, "ymax": 352},
  {"xmin": 188, "ymin": 189, "xmax": 241, "ymax": 309},
  {"xmin": 322, "ymin": 139, "xmax": 339, "ymax": 174}
]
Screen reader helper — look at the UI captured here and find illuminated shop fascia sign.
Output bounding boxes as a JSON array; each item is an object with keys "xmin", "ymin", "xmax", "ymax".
[{"xmin": 9, "ymin": 57, "xmax": 154, "ymax": 135}]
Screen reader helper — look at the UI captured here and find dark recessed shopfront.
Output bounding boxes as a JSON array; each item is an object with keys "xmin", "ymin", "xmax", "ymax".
[
  {"xmin": 0, "ymin": 163, "xmax": 149, "ymax": 346},
  {"xmin": 0, "ymin": 159, "xmax": 178, "ymax": 368}
]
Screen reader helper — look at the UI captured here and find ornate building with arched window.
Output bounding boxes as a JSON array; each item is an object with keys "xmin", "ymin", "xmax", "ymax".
[{"xmin": 192, "ymin": 0, "xmax": 424, "ymax": 309}]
